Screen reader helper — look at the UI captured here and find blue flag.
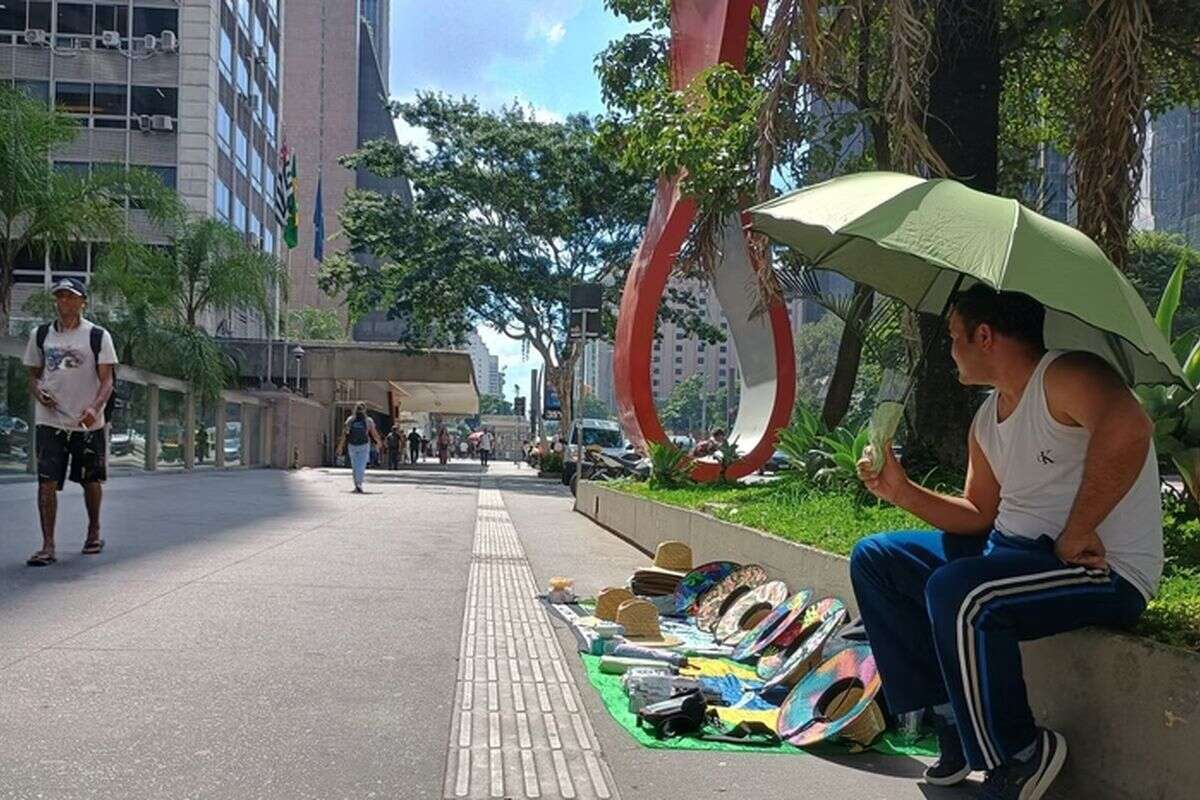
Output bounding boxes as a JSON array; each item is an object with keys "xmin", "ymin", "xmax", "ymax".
[{"xmin": 312, "ymin": 173, "xmax": 325, "ymax": 262}]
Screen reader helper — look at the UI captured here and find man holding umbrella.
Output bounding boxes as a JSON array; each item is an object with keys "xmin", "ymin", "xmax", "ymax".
[
  {"xmin": 851, "ymin": 285, "xmax": 1160, "ymax": 798},
  {"xmin": 749, "ymin": 173, "xmax": 1183, "ymax": 800}
]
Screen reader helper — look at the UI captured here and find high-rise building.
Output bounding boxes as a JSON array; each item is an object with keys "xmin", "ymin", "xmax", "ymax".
[
  {"xmin": 281, "ymin": 0, "xmax": 410, "ymax": 342},
  {"xmin": 1148, "ymin": 107, "xmax": 1200, "ymax": 247},
  {"xmin": 2, "ymin": 0, "xmax": 283, "ymax": 337},
  {"xmin": 460, "ymin": 330, "xmax": 504, "ymax": 397},
  {"xmin": 359, "ymin": 0, "xmax": 388, "ymax": 91}
]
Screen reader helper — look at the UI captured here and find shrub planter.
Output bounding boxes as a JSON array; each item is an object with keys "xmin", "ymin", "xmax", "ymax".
[{"xmin": 576, "ymin": 481, "xmax": 1200, "ymax": 800}]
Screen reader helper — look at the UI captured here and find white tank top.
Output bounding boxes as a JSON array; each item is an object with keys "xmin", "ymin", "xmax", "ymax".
[{"xmin": 973, "ymin": 350, "xmax": 1162, "ymax": 599}]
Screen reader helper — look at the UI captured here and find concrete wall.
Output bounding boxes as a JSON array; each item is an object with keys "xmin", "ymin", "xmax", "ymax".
[
  {"xmin": 264, "ymin": 392, "xmax": 328, "ymax": 468},
  {"xmin": 576, "ymin": 482, "xmax": 1200, "ymax": 800}
]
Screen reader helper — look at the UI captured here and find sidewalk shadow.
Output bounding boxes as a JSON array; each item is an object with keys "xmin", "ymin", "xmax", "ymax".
[{"xmin": 808, "ymin": 751, "xmax": 978, "ymax": 797}]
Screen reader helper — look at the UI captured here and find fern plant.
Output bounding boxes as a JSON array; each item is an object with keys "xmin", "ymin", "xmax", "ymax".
[{"xmin": 648, "ymin": 440, "xmax": 693, "ymax": 489}]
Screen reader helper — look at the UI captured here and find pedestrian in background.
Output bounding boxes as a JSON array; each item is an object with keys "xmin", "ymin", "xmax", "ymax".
[
  {"xmin": 385, "ymin": 425, "xmax": 402, "ymax": 470},
  {"xmin": 437, "ymin": 425, "xmax": 451, "ymax": 464},
  {"xmin": 407, "ymin": 427, "xmax": 422, "ymax": 465},
  {"xmin": 478, "ymin": 427, "xmax": 493, "ymax": 468},
  {"xmin": 337, "ymin": 403, "xmax": 384, "ymax": 493},
  {"xmin": 22, "ymin": 278, "xmax": 117, "ymax": 566}
]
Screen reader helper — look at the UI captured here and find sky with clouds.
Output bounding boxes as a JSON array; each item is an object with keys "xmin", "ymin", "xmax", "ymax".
[{"xmin": 386, "ymin": 1, "xmax": 635, "ymax": 401}]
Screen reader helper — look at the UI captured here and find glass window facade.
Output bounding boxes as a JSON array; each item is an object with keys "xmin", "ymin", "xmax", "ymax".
[
  {"xmin": 131, "ymin": 85, "xmax": 177, "ymax": 117},
  {"xmin": 215, "ymin": 179, "xmax": 231, "ymax": 221},
  {"xmin": 216, "ymin": 104, "xmax": 232, "ymax": 151},
  {"xmin": 56, "ymin": 3, "xmax": 92, "ymax": 35},
  {"xmin": 132, "ymin": 6, "xmax": 177, "ymax": 37}
]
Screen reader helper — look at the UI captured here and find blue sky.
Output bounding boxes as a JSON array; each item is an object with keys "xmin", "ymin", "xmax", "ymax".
[{"xmin": 387, "ymin": 1, "xmax": 635, "ymax": 401}]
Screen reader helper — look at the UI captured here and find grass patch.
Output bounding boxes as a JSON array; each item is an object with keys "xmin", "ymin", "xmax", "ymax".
[
  {"xmin": 609, "ymin": 477, "xmax": 1200, "ymax": 653},
  {"xmin": 617, "ymin": 476, "xmax": 927, "ymax": 557}
]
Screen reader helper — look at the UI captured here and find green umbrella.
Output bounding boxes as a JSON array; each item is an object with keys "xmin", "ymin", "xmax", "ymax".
[{"xmin": 748, "ymin": 171, "xmax": 1189, "ymax": 389}]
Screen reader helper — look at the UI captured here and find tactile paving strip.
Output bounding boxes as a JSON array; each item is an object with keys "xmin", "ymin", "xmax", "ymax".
[{"xmin": 443, "ymin": 486, "xmax": 617, "ymax": 799}]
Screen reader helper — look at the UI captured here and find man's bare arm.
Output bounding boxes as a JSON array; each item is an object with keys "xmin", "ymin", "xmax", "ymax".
[
  {"xmin": 1047, "ymin": 354, "xmax": 1153, "ymax": 566},
  {"xmin": 858, "ymin": 425, "xmax": 1000, "ymax": 535}
]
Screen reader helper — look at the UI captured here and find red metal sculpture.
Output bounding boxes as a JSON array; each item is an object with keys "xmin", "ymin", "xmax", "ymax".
[{"xmin": 613, "ymin": 0, "xmax": 796, "ymax": 481}]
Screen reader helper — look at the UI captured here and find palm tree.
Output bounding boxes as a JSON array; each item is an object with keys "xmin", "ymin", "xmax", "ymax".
[
  {"xmin": 0, "ymin": 85, "xmax": 176, "ymax": 330},
  {"xmin": 90, "ymin": 217, "xmax": 286, "ymax": 402}
]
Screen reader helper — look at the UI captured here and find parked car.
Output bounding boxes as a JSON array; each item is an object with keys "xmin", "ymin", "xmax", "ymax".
[
  {"xmin": 111, "ymin": 428, "xmax": 134, "ymax": 456},
  {"xmin": 562, "ymin": 418, "xmax": 629, "ymax": 487},
  {"xmin": 224, "ymin": 421, "xmax": 242, "ymax": 460},
  {"xmin": 0, "ymin": 415, "xmax": 30, "ymax": 456}
]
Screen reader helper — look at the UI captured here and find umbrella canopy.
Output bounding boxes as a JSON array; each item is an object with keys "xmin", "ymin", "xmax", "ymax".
[
  {"xmin": 749, "ymin": 171, "xmax": 1188, "ymax": 388},
  {"xmin": 467, "ymin": 430, "xmax": 485, "ymax": 443}
]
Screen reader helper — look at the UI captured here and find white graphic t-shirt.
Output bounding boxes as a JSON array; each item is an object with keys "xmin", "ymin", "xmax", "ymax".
[{"xmin": 23, "ymin": 319, "xmax": 118, "ymax": 431}]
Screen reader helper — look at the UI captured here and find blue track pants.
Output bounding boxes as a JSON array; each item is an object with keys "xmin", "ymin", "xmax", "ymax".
[{"xmin": 849, "ymin": 530, "xmax": 1145, "ymax": 770}]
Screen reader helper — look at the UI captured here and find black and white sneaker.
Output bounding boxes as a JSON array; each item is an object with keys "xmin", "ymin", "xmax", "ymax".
[
  {"xmin": 923, "ymin": 721, "xmax": 971, "ymax": 786},
  {"xmin": 979, "ymin": 728, "xmax": 1067, "ymax": 800}
]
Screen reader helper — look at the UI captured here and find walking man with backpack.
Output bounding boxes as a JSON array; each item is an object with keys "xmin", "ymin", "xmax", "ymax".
[{"xmin": 22, "ymin": 278, "xmax": 118, "ymax": 566}]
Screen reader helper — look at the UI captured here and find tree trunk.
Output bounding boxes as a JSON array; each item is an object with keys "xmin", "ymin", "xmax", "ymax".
[
  {"xmin": 912, "ymin": 0, "xmax": 1000, "ymax": 471},
  {"xmin": 821, "ymin": 283, "xmax": 873, "ymax": 429},
  {"xmin": 544, "ymin": 363, "xmax": 575, "ymax": 433}
]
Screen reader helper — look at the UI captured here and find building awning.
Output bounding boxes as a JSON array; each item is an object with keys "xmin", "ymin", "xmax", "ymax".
[{"xmin": 388, "ymin": 379, "xmax": 479, "ymax": 415}]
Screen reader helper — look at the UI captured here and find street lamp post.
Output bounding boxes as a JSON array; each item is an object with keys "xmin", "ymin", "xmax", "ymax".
[{"xmin": 292, "ymin": 345, "xmax": 305, "ymax": 393}]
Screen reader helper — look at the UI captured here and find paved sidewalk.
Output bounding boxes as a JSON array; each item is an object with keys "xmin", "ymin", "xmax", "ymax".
[
  {"xmin": 496, "ymin": 464, "xmax": 979, "ymax": 800},
  {"xmin": 0, "ymin": 463, "xmax": 982, "ymax": 799}
]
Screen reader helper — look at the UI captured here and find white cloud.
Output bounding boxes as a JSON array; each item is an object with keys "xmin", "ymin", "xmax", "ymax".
[{"xmin": 545, "ymin": 22, "xmax": 567, "ymax": 45}]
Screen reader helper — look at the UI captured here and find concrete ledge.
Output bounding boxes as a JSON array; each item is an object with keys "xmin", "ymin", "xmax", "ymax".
[{"xmin": 575, "ymin": 482, "xmax": 1200, "ymax": 800}]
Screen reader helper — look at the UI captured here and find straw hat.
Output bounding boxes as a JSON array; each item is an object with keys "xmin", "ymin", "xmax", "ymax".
[
  {"xmin": 777, "ymin": 645, "xmax": 885, "ymax": 748},
  {"xmin": 595, "ymin": 587, "xmax": 636, "ymax": 622},
  {"xmin": 648, "ymin": 541, "xmax": 692, "ymax": 573},
  {"xmin": 614, "ymin": 598, "xmax": 682, "ymax": 648},
  {"xmin": 714, "ymin": 580, "xmax": 790, "ymax": 646}
]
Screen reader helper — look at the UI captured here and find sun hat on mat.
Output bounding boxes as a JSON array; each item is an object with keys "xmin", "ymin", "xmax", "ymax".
[
  {"xmin": 588, "ymin": 587, "xmax": 636, "ymax": 623},
  {"xmin": 646, "ymin": 540, "xmax": 693, "ymax": 573},
  {"xmin": 776, "ymin": 645, "xmax": 885, "ymax": 748},
  {"xmin": 714, "ymin": 580, "xmax": 790, "ymax": 646},
  {"xmin": 615, "ymin": 598, "xmax": 683, "ymax": 648},
  {"xmin": 693, "ymin": 565, "xmax": 769, "ymax": 632},
  {"xmin": 670, "ymin": 561, "xmax": 741, "ymax": 616},
  {"xmin": 730, "ymin": 589, "xmax": 815, "ymax": 662},
  {"xmin": 630, "ymin": 569, "xmax": 685, "ymax": 597},
  {"xmin": 757, "ymin": 598, "xmax": 848, "ymax": 690}
]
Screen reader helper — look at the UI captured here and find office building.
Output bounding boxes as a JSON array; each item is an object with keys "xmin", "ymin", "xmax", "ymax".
[
  {"xmin": 460, "ymin": 330, "xmax": 504, "ymax": 397},
  {"xmin": 1, "ymin": 0, "xmax": 283, "ymax": 338},
  {"xmin": 1148, "ymin": 106, "xmax": 1200, "ymax": 246},
  {"xmin": 281, "ymin": 0, "xmax": 410, "ymax": 341}
]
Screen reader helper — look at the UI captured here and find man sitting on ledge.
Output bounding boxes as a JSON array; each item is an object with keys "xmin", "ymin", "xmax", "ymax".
[{"xmin": 851, "ymin": 285, "xmax": 1162, "ymax": 800}]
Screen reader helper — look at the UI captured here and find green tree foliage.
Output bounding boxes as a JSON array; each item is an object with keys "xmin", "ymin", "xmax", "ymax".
[
  {"xmin": 478, "ymin": 393, "xmax": 514, "ymax": 416},
  {"xmin": 89, "ymin": 217, "xmax": 284, "ymax": 402},
  {"xmin": 659, "ymin": 374, "xmax": 735, "ymax": 435},
  {"xmin": 580, "ymin": 393, "xmax": 614, "ymax": 420},
  {"xmin": 319, "ymin": 95, "xmax": 651, "ymax": 426},
  {"xmin": 1128, "ymin": 231, "xmax": 1200, "ymax": 336},
  {"xmin": 286, "ymin": 307, "xmax": 346, "ymax": 341},
  {"xmin": 0, "ymin": 85, "xmax": 177, "ymax": 328}
]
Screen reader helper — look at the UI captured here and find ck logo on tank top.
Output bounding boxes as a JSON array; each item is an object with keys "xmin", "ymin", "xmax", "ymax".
[{"xmin": 1037, "ymin": 450, "xmax": 1055, "ymax": 465}]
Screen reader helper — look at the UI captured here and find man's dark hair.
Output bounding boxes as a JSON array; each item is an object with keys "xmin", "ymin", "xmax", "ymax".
[{"xmin": 951, "ymin": 284, "xmax": 1046, "ymax": 350}]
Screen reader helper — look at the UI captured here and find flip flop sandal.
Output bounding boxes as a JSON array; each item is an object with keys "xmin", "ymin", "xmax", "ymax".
[
  {"xmin": 26, "ymin": 552, "xmax": 57, "ymax": 567},
  {"xmin": 82, "ymin": 539, "xmax": 105, "ymax": 555}
]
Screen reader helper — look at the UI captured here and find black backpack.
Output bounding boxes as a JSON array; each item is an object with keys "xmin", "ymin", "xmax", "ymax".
[
  {"xmin": 347, "ymin": 415, "xmax": 370, "ymax": 445},
  {"xmin": 36, "ymin": 322, "xmax": 118, "ymax": 421}
]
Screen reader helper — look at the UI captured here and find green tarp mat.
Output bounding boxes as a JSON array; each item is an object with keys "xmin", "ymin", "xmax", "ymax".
[{"xmin": 580, "ymin": 654, "xmax": 938, "ymax": 757}]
